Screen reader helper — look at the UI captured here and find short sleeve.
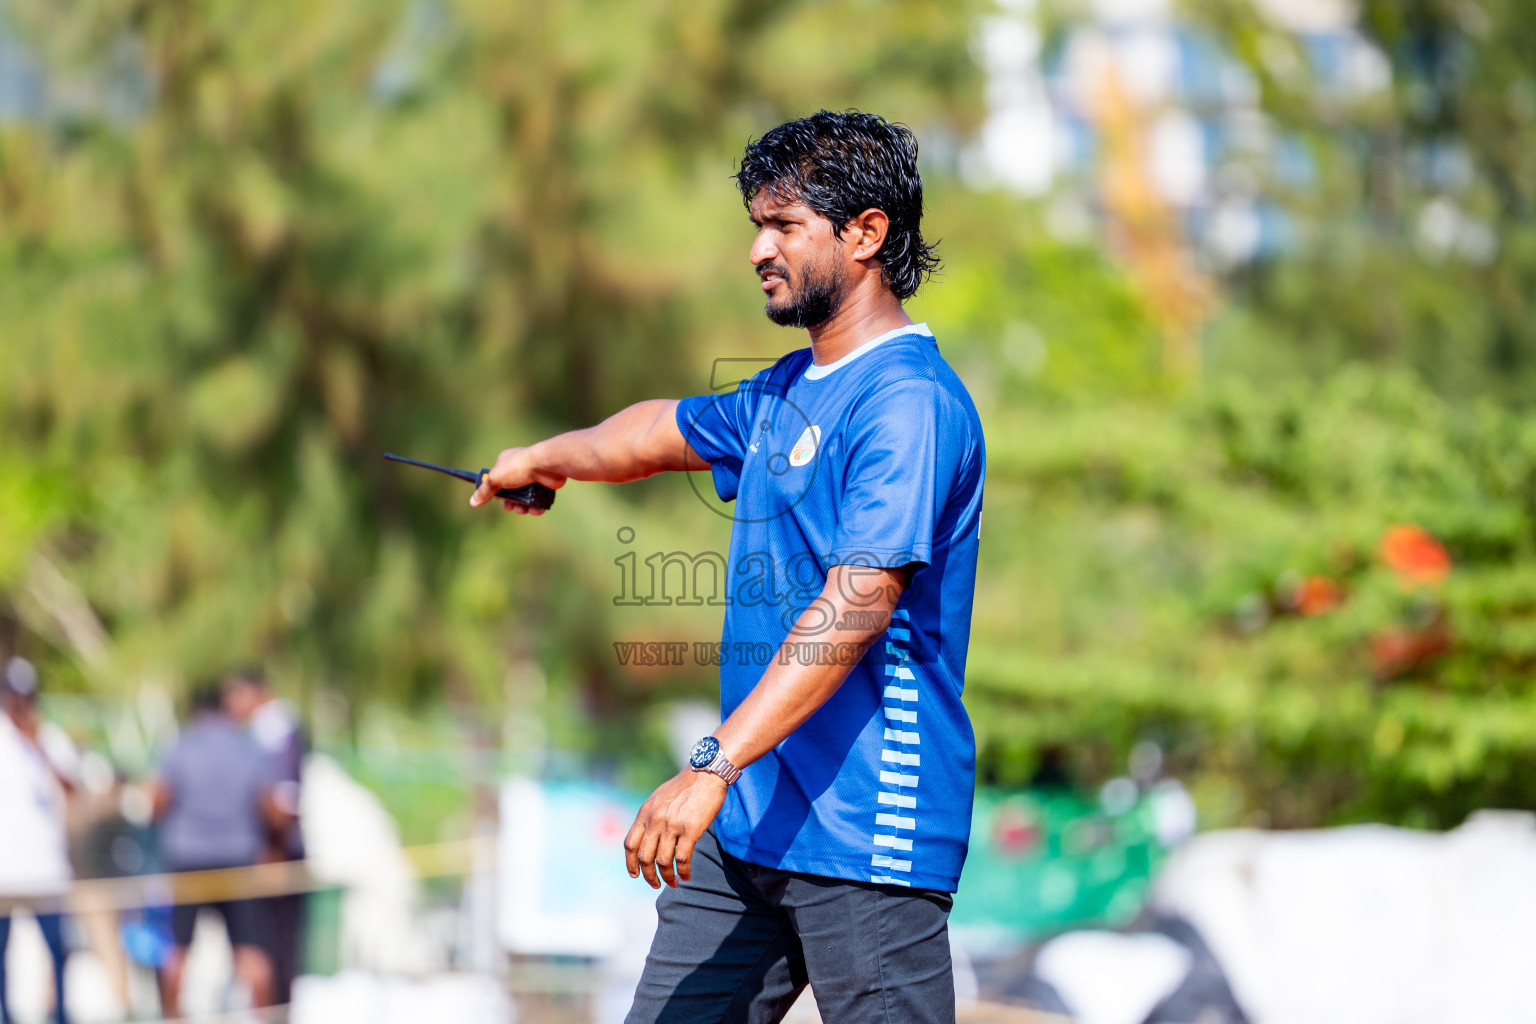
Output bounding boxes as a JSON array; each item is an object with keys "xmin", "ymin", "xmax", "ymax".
[
  {"xmin": 675, "ymin": 378, "xmax": 769, "ymax": 503},
  {"xmin": 831, "ymin": 379, "xmax": 964, "ymax": 570}
]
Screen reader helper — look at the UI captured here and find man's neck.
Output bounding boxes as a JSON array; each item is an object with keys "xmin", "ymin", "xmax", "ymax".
[{"xmin": 805, "ymin": 283, "xmax": 912, "ymax": 366}]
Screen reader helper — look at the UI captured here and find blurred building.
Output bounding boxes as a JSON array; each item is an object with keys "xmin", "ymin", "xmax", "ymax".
[{"xmin": 971, "ymin": 0, "xmax": 1390, "ymax": 266}]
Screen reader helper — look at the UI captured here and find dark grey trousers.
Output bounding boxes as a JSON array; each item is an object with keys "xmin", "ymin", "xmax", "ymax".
[{"xmin": 625, "ymin": 829, "xmax": 956, "ymax": 1024}]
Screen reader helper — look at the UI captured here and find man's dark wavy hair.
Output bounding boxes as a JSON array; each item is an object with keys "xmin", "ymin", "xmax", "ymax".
[{"xmin": 735, "ymin": 110, "xmax": 939, "ymax": 301}]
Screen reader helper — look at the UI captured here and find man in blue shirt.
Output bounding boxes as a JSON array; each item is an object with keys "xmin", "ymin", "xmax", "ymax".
[{"xmin": 472, "ymin": 110, "xmax": 985, "ymax": 1023}]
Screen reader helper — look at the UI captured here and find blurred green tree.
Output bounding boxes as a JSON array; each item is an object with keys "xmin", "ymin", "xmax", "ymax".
[
  {"xmin": 1194, "ymin": 0, "xmax": 1536, "ymax": 400},
  {"xmin": 0, "ymin": 0, "xmax": 981, "ymax": 755},
  {"xmin": 6, "ymin": 0, "xmax": 1534, "ymax": 833},
  {"xmin": 965, "ymin": 361, "xmax": 1536, "ymax": 828}
]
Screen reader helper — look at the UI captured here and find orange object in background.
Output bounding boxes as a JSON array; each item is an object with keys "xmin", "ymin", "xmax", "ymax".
[
  {"xmin": 1380, "ymin": 525, "xmax": 1452, "ymax": 586},
  {"xmin": 1372, "ymin": 620, "xmax": 1452, "ymax": 680},
  {"xmin": 1296, "ymin": 575, "xmax": 1343, "ymax": 616}
]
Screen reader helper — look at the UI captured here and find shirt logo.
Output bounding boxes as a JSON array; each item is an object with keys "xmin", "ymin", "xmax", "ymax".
[{"xmin": 789, "ymin": 425, "xmax": 820, "ymax": 468}]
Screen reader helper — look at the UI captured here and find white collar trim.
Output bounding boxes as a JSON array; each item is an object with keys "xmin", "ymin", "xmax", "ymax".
[{"xmin": 803, "ymin": 322, "xmax": 932, "ymax": 380}]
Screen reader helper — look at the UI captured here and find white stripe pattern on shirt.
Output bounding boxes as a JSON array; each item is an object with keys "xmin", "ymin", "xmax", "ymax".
[{"xmin": 871, "ymin": 612, "xmax": 920, "ymax": 884}]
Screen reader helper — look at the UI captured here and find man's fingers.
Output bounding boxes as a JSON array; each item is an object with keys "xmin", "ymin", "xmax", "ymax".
[
  {"xmin": 655, "ymin": 828, "xmax": 680, "ymax": 888},
  {"xmin": 470, "ymin": 473, "xmax": 497, "ymax": 508},
  {"xmin": 636, "ymin": 824, "xmax": 664, "ymax": 889},
  {"xmin": 674, "ymin": 831, "xmax": 698, "ymax": 883},
  {"xmin": 623, "ymin": 817, "xmax": 646, "ymax": 879},
  {"xmin": 501, "ymin": 500, "xmax": 547, "ymax": 516}
]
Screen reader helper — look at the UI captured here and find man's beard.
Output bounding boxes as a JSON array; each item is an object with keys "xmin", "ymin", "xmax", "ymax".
[{"xmin": 762, "ymin": 256, "xmax": 845, "ymax": 329}]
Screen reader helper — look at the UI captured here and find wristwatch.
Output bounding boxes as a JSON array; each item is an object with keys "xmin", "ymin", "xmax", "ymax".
[{"xmin": 688, "ymin": 736, "xmax": 742, "ymax": 785}]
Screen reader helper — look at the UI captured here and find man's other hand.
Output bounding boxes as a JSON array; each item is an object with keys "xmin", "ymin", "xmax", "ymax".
[
  {"xmin": 624, "ymin": 769, "xmax": 728, "ymax": 889},
  {"xmin": 469, "ymin": 446, "xmax": 566, "ymax": 514}
]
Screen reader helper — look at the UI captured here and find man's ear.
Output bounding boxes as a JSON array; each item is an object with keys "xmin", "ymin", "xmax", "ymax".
[{"xmin": 846, "ymin": 208, "xmax": 890, "ymax": 263}]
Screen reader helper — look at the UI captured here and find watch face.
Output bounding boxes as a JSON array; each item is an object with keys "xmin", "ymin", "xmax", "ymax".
[{"xmin": 689, "ymin": 736, "xmax": 720, "ymax": 770}]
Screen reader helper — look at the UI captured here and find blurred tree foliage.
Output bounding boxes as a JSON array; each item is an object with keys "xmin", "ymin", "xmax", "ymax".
[
  {"xmin": 0, "ymin": 0, "xmax": 980, "ymax": 726},
  {"xmin": 1196, "ymin": 0, "xmax": 1536, "ymax": 401},
  {"xmin": 962, "ymin": 366, "xmax": 1536, "ymax": 829},
  {"xmin": 3, "ymin": 0, "xmax": 1535, "ymax": 829},
  {"xmin": 911, "ymin": 179, "xmax": 1536, "ymax": 827}
]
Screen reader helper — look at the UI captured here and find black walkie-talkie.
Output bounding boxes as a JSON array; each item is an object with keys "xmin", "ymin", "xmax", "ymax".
[{"xmin": 383, "ymin": 453, "xmax": 556, "ymax": 510}]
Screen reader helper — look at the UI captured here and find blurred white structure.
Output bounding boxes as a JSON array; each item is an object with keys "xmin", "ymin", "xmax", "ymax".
[
  {"xmin": 302, "ymin": 753, "xmax": 434, "ymax": 974},
  {"xmin": 1151, "ymin": 811, "xmax": 1536, "ymax": 1024},
  {"xmin": 499, "ymin": 777, "xmax": 659, "ymax": 1024},
  {"xmin": 291, "ymin": 970, "xmax": 514, "ymax": 1024},
  {"xmin": 497, "ymin": 778, "xmax": 657, "ymax": 960},
  {"xmin": 1035, "ymin": 930, "xmax": 1192, "ymax": 1024}
]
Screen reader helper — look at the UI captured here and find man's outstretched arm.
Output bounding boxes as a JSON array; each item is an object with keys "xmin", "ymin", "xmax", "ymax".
[
  {"xmin": 624, "ymin": 563, "xmax": 910, "ymax": 889},
  {"xmin": 469, "ymin": 399, "xmax": 709, "ymax": 513}
]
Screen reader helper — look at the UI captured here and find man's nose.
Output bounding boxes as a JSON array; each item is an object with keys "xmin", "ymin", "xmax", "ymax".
[{"xmin": 749, "ymin": 229, "xmax": 778, "ymax": 268}]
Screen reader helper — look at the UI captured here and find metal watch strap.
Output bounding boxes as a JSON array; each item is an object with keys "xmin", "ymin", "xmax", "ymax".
[{"xmin": 699, "ymin": 750, "xmax": 742, "ymax": 785}]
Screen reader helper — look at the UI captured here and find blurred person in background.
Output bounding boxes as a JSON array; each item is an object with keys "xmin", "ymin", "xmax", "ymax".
[
  {"xmin": 71, "ymin": 763, "xmax": 158, "ymax": 1016},
  {"xmin": 0, "ymin": 657, "xmax": 75, "ymax": 1024},
  {"xmin": 222, "ymin": 669, "xmax": 307, "ymax": 1005},
  {"xmin": 151, "ymin": 684, "xmax": 289, "ymax": 1016}
]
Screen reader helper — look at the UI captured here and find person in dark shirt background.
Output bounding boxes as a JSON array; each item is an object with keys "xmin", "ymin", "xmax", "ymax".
[
  {"xmin": 151, "ymin": 684, "xmax": 291, "ymax": 1015},
  {"xmin": 223, "ymin": 669, "xmax": 307, "ymax": 1005}
]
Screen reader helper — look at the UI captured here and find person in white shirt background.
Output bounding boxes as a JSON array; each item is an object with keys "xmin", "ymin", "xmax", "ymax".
[{"xmin": 0, "ymin": 657, "xmax": 77, "ymax": 1024}]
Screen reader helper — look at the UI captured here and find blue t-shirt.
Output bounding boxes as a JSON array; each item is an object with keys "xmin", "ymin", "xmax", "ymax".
[{"xmin": 675, "ymin": 323, "xmax": 986, "ymax": 892}]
